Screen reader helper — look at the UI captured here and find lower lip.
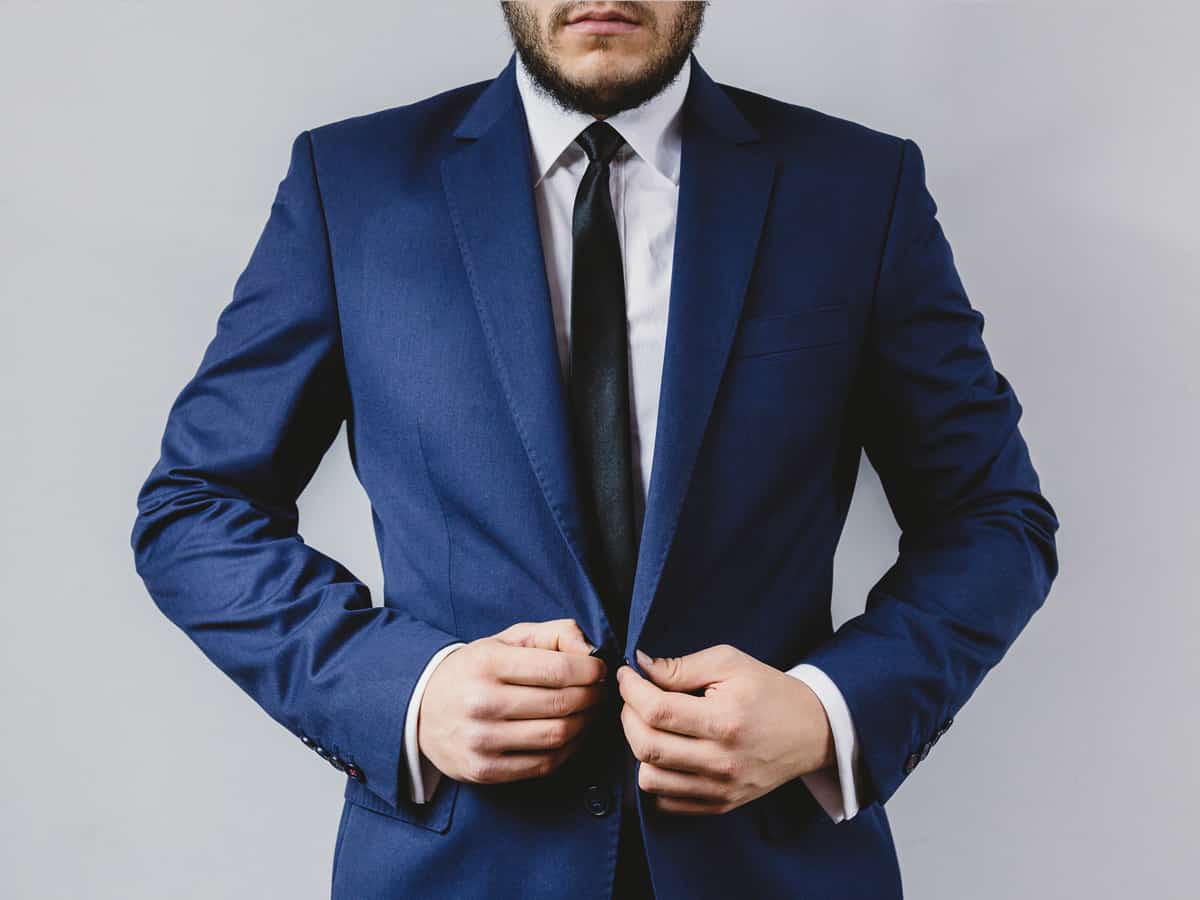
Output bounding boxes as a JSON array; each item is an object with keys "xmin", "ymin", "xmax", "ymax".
[{"xmin": 565, "ymin": 18, "xmax": 641, "ymax": 35}]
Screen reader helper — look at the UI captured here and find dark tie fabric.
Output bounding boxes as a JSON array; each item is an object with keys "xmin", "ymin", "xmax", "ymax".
[{"xmin": 568, "ymin": 119, "xmax": 639, "ymax": 648}]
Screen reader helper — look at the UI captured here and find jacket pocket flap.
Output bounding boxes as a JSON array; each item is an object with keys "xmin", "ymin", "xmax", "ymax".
[
  {"xmin": 343, "ymin": 770, "xmax": 459, "ymax": 834},
  {"xmin": 731, "ymin": 304, "xmax": 849, "ymax": 359}
]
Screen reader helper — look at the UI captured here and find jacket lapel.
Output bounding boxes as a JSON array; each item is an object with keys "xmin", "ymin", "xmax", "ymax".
[
  {"xmin": 440, "ymin": 54, "xmax": 600, "ymax": 620},
  {"xmin": 440, "ymin": 52, "xmax": 777, "ymax": 654},
  {"xmin": 627, "ymin": 58, "xmax": 777, "ymax": 655}
]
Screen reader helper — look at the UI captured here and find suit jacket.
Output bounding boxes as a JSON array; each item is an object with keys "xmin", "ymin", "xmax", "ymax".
[{"xmin": 131, "ymin": 51, "xmax": 1060, "ymax": 899}]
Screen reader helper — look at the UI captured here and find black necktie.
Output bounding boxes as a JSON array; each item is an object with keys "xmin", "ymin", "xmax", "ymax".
[{"xmin": 568, "ymin": 120, "xmax": 638, "ymax": 643}]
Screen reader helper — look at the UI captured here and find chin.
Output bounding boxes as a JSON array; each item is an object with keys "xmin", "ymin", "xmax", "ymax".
[{"xmin": 564, "ymin": 50, "xmax": 643, "ymax": 80}]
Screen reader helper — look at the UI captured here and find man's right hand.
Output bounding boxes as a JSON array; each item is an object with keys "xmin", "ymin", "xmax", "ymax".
[{"xmin": 417, "ymin": 618, "xmax": 608, "ymax": 785}]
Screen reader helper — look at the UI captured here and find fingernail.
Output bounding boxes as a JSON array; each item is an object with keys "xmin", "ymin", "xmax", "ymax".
[
  {"xmin": 585, "ymin": 642, "xmax": 596, "ymax": 654},
  {"xmin": 635, "ymin": 648, "xmax": 653, "ymax": 668}
]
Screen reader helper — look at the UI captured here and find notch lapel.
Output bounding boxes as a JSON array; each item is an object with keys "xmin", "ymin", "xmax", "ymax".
[
  {"xmin": 440, "ymin": 55, "xmax": 602, "ymax": 625},
  {"xmin": 626, "ymin": 57, "xmax": 778, "ymax": 655},
  {"xmin": 439, "ymin": 53, "xmax": 777, "ymax": 655}
]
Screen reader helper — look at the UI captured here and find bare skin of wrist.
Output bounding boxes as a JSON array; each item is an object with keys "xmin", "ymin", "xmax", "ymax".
[{"xmin": 417, "ymin": 619, "xmax": 608, "ymax": 785}]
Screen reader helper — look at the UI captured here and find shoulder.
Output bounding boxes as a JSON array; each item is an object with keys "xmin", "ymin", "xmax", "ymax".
[
  {"xmin": 301, "ymin": 74, "xmax": 492, "ymax": 171},
  {"xmin": 719, "ymin": 80, "xmax": 909, "ymax": 176}
]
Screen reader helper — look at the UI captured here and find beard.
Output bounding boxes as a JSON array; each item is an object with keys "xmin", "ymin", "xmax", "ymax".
[{"xmin": 500, "ymin": 1, "xmax": 707, "ymax": 117}]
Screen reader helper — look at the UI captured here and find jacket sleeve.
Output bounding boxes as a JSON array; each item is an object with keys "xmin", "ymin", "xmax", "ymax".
[
  {"xmin": 800, "ymin": 137, "xmax": 1061, "ymax": 808},
  {"xmin": 129, "ymin": 131, "xmax": 463, "ymax": 811}
]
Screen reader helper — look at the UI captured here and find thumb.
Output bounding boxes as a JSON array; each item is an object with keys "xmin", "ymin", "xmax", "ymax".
[
  {"xmin": 494, "ymin": 618, "xmax": 595, "ymax": 655},
  {"xmin": 635, "ymin": 645, "xmax": 729, "ymax": 693}
]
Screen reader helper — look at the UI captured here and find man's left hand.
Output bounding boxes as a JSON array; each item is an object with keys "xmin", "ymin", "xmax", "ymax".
[{"xmin": 616, "ymin": 644, "xmax": 834, "ymax": 816}]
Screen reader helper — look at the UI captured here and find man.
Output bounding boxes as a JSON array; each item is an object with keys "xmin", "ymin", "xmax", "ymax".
[{"xmin": 130, "ymin": 2, "xmax": 1060, "ymax": 897}]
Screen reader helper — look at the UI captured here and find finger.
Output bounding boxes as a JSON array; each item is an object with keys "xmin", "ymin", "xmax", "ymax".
[
  {"xmin": 650, "ymin": 794, "xmax": 731, "ymax": 816},
  {"xmin": 635, "ymin": 644, "xmax": 737, "ymax": 694},
  {"xmin": 489, "ymin": 642, "xmax": 607, "ymax": 687},
  {"xmin": 637, "ymin": 761, "xmax": 728, "ymax": 803},
  {"xmin": 616, "ymin": 664, "xmax": 719, "ymax": 739},
  {"xmin": 479, "ymin": 682, "xmax": 606, "ymax": 720},
  {"xmin": 494, "ymin": 618, "xmax": 595, "ymax": 656},
  {"xmin": 468, "ymin": 732, "xmax": 587, "ymax": 783},
  {"xmin": 620, "ymin": 702, "xmax": 726, "ymax": 777},
  {"xmin": 474, "ymin": 710, "xmax": 594, "ymax": 753}
]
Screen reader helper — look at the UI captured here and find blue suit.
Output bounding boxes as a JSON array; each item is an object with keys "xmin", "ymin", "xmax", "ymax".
[{"xmin": 131, "ymin": 51, "xmax": 1059, "ymax": 899}]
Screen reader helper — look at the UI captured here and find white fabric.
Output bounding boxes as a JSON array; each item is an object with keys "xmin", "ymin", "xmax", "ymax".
[{"xmin": 401, "ymin": 53, "xmax": 862, "ymax": 823}]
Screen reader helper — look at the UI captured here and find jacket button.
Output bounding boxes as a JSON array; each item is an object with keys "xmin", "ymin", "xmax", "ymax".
[
  {"xmin": 583, "ymin": 784, "xmax": 612, "ymax": 817},
  {"xmin": 904, "ymin": 752, "xmax": 920, "ymax": 774}
]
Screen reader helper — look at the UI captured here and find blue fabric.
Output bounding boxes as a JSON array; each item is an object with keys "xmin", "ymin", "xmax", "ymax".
[{"xmin": 131, "ymin": 51, "xmax": 1059, "ymax": 900}]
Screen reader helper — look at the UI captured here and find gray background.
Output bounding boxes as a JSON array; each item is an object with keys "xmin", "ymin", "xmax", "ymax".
[{"xmin": 2, "ymin": 1, "xmax": 1195, "ymax": 897}]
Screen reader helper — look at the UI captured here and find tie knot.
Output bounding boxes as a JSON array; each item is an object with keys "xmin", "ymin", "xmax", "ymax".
[{"xmin": 575, "ymin": 120, "xmax": 626, "ymax": 166}]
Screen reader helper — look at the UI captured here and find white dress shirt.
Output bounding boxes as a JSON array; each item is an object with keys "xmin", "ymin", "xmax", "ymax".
[{"xmin": 402, "ymin": 53, "xmax": 863, "ymax": 824}]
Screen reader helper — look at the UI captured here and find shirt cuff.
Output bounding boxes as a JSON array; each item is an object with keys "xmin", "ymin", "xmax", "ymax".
[
  {"xmin": 786, "ymin": 662, "xmax": 862, "ymax": 823},
  {"xmin": 404, "ymin": 642, "xmax": 468, "ymax": 804}
]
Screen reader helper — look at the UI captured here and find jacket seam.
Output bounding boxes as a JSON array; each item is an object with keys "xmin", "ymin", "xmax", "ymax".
[{"xmin": 868, "ymin": 136, "xmax": 911, "ymax": 325}]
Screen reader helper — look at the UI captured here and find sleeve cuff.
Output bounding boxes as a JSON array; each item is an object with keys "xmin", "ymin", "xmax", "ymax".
[
  {"xmin": 404, "ymin": 642, "xmax": 468, "ymax": 804},
  {"xmin": 786, "ymin": 662, "xmax": 863, "ymax": 823}
]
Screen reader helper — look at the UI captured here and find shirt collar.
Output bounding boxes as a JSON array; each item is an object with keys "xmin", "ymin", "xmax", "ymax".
[{"xmin": 514, "ymin": 52, "xmax": 692, "ymax": 187}]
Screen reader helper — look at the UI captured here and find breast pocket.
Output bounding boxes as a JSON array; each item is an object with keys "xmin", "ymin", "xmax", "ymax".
[{"xmin": 729, "ymin": 303, "xmax": 849, "ymax": 360}]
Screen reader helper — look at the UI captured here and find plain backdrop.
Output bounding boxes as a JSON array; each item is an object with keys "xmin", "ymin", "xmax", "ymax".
[{"xmin": 2, "ymin": 2, "xmax": 1196, "ymax": 897}]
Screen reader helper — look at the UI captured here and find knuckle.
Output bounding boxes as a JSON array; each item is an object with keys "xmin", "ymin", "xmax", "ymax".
[
  {"xmin": 645, "ymin": 699, "xmax": 670, "ymax": 729},
  {"xmin": 549, "ymin": 689, "xmax": 572, "ymax": 717},
  {"xmin": 466, "ymin": 755, "xmax": 496, "ymax": 783},
  {"xmin": 545, "ymin": 720, "xmax": 571, "ymax": 748},
  {"xmin": 462, "ymin": 689, "xmax": 493, "ymax": 719},
  {"xmin": 715, "ymin": 754, "xmax": 740, "ymax": 780},
  {"xmin": 715, "ymin": 713, "xmax": 742, "ymax": 744},
  {"xmin": 463, "ymin": 723, "xmax": 491, "ymax": 753}
]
